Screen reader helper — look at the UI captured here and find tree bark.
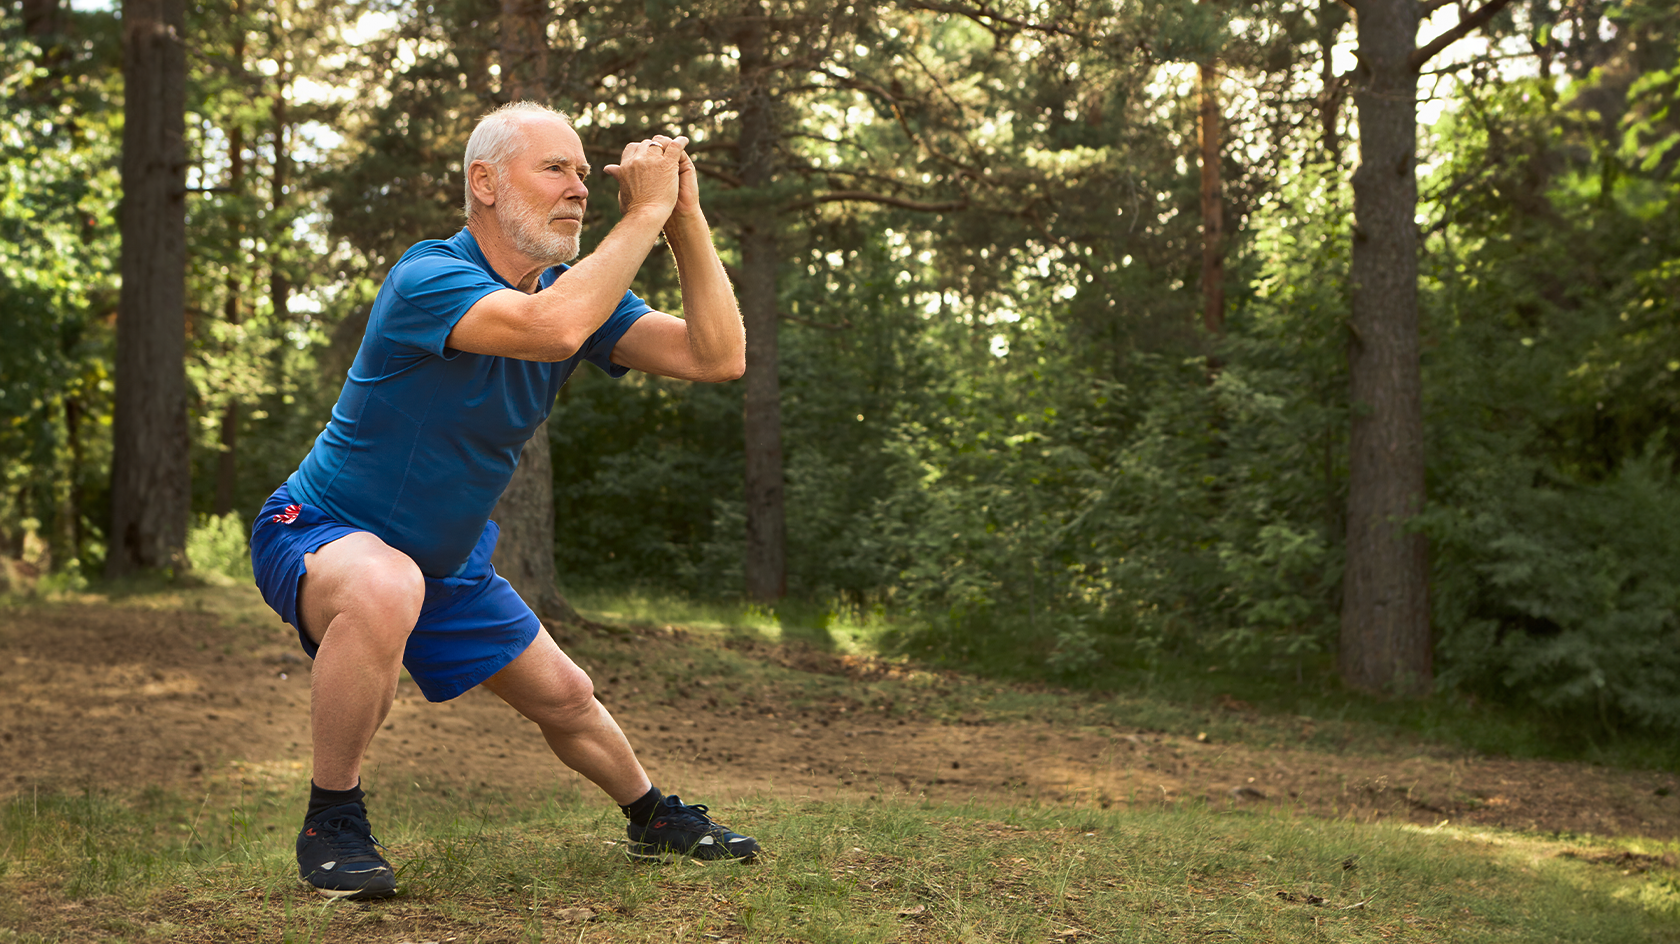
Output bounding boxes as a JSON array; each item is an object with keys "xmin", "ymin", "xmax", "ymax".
[
  {"xmin": 736, "ymin": 6, "xmax": 787, "ymax": 602},
  {"xmin": 270, "ymin": 75, "xmax": 289, "ymax": 377},
  {"xmin": 22, "ymin": 0, "xmax": 62, "ymax": 40},
  {"xmin": 499, "ymin": 0, "xmax": 549, "ymax": 100},
  {"xmin": 486, "ymin": 0, "xmax": 589, "ymax": 624},
  {"xmin": 491, "ymin": 419, "xmax": 587, "ymax": 623},
  {"xmin": 65, "ymin": 394, "xmax": 84, "ymax": 564},
  {"xmin": 1340, "ymin": 0, "xmax": 1430, "ymax": 693},
  {"xmin": 214, "ymin": 115, "xmax": 245, "ymax": 519},
  {"xmin": 1338, "ymin": 0, "xmax": 1514, "ymax": 694},
  {"xmin": 107, "ymin": 0, "xmax": 190, "ymax": 578},
  {"xmin": 1198, "ymin": 60, "xmax": 1224, "ymax": 339}
]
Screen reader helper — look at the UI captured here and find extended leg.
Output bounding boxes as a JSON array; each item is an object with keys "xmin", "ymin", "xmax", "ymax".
[
  {"xmin": 480, "ymin": 630, "xmax": 650, "ymax": 804},
  {"xmin": 481, "ymin": 631, "xmax": 761, "ymax": 862}
]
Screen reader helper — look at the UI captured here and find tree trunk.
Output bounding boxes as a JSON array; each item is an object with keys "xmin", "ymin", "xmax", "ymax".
[
  {"xmin": 107, "ymin": 0, "xmax": 190, "ymax": 578},
  {"xmin": 486, "ymin": 0, "xmax": 589, "ymax": 624},
  {"xmin": 491, "ymin": 419, "xmax": 587, "ymax": 623},
  {"xmin": 736, "ymin": 7, "xmax": 786, "ymax": 602},
  {"xmin": 1340, "ymin": 0, "xmax": 1430, "ymax": 694},
  {"xmin": 65, "ymin": 394, "xmax": 84, "ymax": 564},
  {"xmin": 22, "ymin": 0, "xmax": 61, "ymax": 40},
  {"xmin": 214, "ymin": 117, "xmax": 245, "ymax": 519},
  {"xmin": 499, "ymin": 0, "xmax": 549, "ymax": 100},
  {"xmin": 270, "ymin": 76, "xmax": 289, "ymax": 377},
  {"xmin": 1198, "ymin": 60, "xmax": 1224, "ymax": 339}
]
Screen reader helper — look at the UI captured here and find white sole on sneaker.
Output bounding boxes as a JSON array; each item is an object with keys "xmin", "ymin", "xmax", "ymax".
[
  {"xmin": 301, "ymin": 878, "xmax": 398, "ymax": 900},
  {"xmin": 625, "ymin": 846, "xmax": 755, "ymax": 865}
]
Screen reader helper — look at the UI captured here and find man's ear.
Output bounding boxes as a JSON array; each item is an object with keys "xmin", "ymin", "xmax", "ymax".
[{"xmin": 468, "ymin": 160, "xmax": 498, "ymax": 207}]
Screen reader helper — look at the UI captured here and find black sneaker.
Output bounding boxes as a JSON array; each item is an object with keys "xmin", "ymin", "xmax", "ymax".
[
  {"xmin": 296, "ymin": 801, "xmax": 398, "ymax": 899},
  {"xmin": 626, "ymin": 796, "xmax": 760, "ymax": 863}
]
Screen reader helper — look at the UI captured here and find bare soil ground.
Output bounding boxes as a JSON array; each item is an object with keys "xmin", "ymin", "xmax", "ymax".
[{"xmin": 4, "ymin": 597, "xmax": 1679, "ymax": 840}]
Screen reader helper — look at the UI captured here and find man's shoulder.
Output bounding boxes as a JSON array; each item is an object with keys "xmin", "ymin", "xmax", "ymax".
[
  {"xmin": 363, "ymin": 231, "xmax": 505, "ymax": 344},
  {"xmin": 383, "ymin": 232, "xmax": 504, "ymax": 304},
  {"xmin": 390, "ymin": 230, "xmax": 484, "ymax": 275}
]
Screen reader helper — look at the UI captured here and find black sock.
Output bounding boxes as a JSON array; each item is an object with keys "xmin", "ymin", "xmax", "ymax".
[
  {"xmin": 620, "ymin": 785, "xmax": 665, "ymax": 825},
  {"xmin": 306, "ymin": 781, "xmax": 365, "ymax": 821}
]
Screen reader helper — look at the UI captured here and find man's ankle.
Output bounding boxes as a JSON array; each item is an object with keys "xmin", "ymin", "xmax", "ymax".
[
  {"xmin": 307, "ymin": 780, "xmax": 366, "ymax": 821},
  {"xmin": 620, "ymin": 785, "xmax": 665, "ymax": 826}
]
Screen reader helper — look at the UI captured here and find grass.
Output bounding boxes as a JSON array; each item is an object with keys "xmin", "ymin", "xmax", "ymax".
[
  {"xmin": 555, "ymin": 584, "xmax": 1680, "ymax": 774},
  {"xmin": 559, "ymin": 587, "xmax": 1679, "ymax": 781},
  {"xmin": 564, "ymin": 586, "xmax": 891, "ymax": 656},
  {"xmin": 1038, "ymin": 646, "xmax": 1680, "ymax": 774},
  {"xmin": 5, "ymin": 583, "xmax": 1680, "ymax": 940},
  {"xmin": 3, "ymin": 781, "xmax": 1679, "ymax": 943},
  {"xmin": 16, "ymin": 574, "xmax": 1676, "ymax": 772}
]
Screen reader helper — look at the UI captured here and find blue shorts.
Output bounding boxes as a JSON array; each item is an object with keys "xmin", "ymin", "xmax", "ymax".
[{"xmin": 250, "ymin": 483, "xmax": 542, "ymax": 703}]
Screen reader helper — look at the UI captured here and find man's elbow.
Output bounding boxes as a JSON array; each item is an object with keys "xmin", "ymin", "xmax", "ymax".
[
  {"xmin": 700, "ymin": 354, "xmax": 746, "ymax": 382},
  {"xmin": 543, "ymin": 329, "xmax": 589, "ymax": 363}
]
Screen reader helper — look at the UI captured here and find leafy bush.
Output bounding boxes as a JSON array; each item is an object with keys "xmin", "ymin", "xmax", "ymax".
[
  {"xmin": 1429, "ymin": 451, "xmax": 1680, "ymax": 731},
  {"xmin": 185, "ymin": 513, "xmax": 253, "ymax": 584}
]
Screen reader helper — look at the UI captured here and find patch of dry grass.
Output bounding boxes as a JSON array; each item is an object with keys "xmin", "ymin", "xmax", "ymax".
[{"xmin": 5, "ymin": 786, "xmax": 1680, "ymax": 943}]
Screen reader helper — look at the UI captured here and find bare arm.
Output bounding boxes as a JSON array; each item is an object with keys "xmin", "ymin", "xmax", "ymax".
[
  {"xmin": 446, "ymin": 137, "xmax": 683, "ymax": 362},
  {"xmin": 609, "ymin": 151, "xmax": 746, "ymax": 382}
]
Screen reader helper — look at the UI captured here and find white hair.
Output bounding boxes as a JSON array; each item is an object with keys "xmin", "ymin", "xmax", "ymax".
[{"xmin": 463, "ymin": 101, "xmax": 572, "ymax": 220}]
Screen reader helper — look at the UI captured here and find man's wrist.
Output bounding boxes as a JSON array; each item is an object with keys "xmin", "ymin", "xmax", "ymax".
[
  {"xmin": 662, "ymin": 209, "xmax": 710, "ymax": 248},
  {"xmin": 620, "ymin": 204, "xmax": 672, "ymax": 230}
]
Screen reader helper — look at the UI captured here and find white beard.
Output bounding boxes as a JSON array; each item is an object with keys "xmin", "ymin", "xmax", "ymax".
[{"xmin": 501, "ymin": 184, "xmax": 581, "ymax": 266}]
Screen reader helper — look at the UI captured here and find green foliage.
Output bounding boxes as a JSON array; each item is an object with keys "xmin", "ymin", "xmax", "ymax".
[
  {"xmin": 0, "ymin": 9, "xmax": 122, "ymax": 573},
  {"xmin": 186, "ymin": 512, "xmax": 256, "ymax": 583},
  {"xmin": 1429, "ymin": 451, "xmax": 1680, "ymax": 731},
  {"xmin": 6, "ymin": 0, "xmax": 1680, "ymax": 739},
  {"xmin": 1418, "ymin": 35, "xmax": 1680, "ymax": 731},
  {"xmin": 861, "ymin": 149, "xmax": 1352, "ymax": 679},
  {"xmin": 549, "ymin": 368, "xmax": 744, "ymax": 593}
]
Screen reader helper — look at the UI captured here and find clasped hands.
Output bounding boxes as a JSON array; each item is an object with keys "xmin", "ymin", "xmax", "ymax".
[{"xmin": 604, "ymin": 134, "xmax": 698, "ymax": 225}]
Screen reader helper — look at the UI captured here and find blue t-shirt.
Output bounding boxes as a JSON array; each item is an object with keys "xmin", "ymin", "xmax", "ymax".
[{"xmin": 287, "ymin": 228, "xmax": 651, "ymax": 576}]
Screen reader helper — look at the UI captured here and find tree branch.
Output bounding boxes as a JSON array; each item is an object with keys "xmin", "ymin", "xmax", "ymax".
[
  {"xmin": 1408, "ymin": 0, "xmax": 1514, "ymax": 71},
  {"xmin": 693, "ymin": 161, "xmax": 744, "ymax": 188},
  {"xmin": 784, "ymin": 190, "xmax": 968, "ymax": 213},
  {"xmin": 899, "ymin": 0, "xmax": 1076, "ymax": 38},
  {"xmin": 1417, "ymin": 0, "xmax": 1456, "ymax": 16}
]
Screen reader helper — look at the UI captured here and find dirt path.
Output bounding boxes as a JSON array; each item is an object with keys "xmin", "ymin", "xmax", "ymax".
[{"xmin": 4, "ymin": 600, "xmax": 1678, "ymax": 840}]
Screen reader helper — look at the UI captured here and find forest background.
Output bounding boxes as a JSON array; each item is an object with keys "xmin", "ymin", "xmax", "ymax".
[{"xmin": 3, "ymin": 0, "xmax": 1679, "ymax": 741}]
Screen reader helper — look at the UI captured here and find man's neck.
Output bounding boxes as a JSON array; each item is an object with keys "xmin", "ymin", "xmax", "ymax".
[{"xmin": 465, "ymin": 215, "xmax": 547, "ymax": 293}]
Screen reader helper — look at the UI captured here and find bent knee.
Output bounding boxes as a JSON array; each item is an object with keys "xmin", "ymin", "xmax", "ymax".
[
  {"xmin": 352, "ymin": 555, "xmax": 425, "ymax": 617},
  {"xmin": 300, "ymin": 533, "xmax": 424, "ymax": 644},
  {"xmin": 526, "ymin": 662, "xmax": 599, "ymax": 727},
  {"xmin": 550, "ymin": 663, "xmax": 597, "ymax": 714}
]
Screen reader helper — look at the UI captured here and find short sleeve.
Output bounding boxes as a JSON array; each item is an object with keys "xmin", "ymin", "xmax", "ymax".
[
  {"xmin": 576, "ymin": 290, "xmax": 653, "ymax": 378},
  {"xmin": 382, "ymin": 246, "xmax": 508, "ymax": 357}
]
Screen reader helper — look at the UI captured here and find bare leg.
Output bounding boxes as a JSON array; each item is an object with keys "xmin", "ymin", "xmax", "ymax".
[
  {"xmin": 296, "ymin": 532, "xmax": 425, "ymax": 791},
  {"xmin": 480, "ymin": 630, "xmax": 652, "ymax": 805}
]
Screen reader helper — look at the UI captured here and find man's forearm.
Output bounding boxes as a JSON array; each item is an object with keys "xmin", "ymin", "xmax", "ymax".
[
  {"xmin": 529, "ymin": 207, "xmax": 670, "ymax": 354},
  {"xmin": 664, "ymin": 211, "xmax": 745, "ymax": 376}
]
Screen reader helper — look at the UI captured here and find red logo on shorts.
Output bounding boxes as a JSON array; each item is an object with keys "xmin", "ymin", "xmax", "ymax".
[{"xmin": 272, "ymin": 504, "xmax": 302, "ymax": 525}]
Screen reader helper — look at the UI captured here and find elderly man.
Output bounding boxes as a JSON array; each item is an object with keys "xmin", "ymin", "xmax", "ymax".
[{"xmin": 249, "ymin": 102, "xmax": 756, "ymax": 901}]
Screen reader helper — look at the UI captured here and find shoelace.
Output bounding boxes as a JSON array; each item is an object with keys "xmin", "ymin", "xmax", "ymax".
[
  {"xmin": 661, "ymin": 797, "xmax": 716, "ymax": 826},
  {"xmin": 314, "ymin": 813, "xmax": 386, "ymax": 856}
]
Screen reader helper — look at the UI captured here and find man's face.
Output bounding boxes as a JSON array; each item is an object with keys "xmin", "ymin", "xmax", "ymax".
[{"xmin": 497, "ymin": 116, "xmax": 590, "ymax": 266}]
